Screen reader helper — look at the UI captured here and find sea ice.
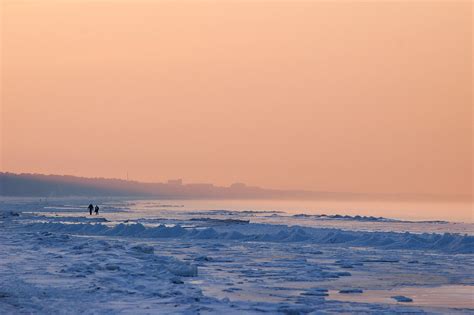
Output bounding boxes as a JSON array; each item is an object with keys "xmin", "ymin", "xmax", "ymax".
[
  {"xmin": 391, "ymin": 295, "xmax": 414, "ymax": 302},
  {"xmin": 0, "ymin": 199, "xmax": 473, "ymax": 314}
]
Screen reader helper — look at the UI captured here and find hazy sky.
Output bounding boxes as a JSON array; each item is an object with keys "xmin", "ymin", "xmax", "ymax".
[{"xmin": 1, "ymin": 1, "xmax": 472, "ymax": 196}]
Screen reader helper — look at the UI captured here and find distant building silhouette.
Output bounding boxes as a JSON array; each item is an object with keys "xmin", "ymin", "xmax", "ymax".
[
  {"xmin": 230, "ymin": 183, "xmax": 247, "ymax": 189},
  {"xmin": 167, "ymin": 179, "xmax": 183, "ymax": 186}
]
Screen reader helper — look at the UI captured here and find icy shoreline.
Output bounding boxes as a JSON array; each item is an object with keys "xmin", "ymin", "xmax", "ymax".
[
  {"xmin": 1, "ymin": 201, "xmax": 473, "ymax": 314},
  {"xmin": 20, "ymin": 215, "xmax": 474, "ymax": 254}
]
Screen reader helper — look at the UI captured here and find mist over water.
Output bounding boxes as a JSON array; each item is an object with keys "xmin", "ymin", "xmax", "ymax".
[{"xmin": 132, "ymin": 199, "xmax": 473, "ymax": 223}]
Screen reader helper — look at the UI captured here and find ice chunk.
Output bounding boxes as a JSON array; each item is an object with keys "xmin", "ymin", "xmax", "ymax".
[
  {"xmin": 130, "ymin": 245, "xmax": 154, "ymax": 254},
  {"xmin": 194, "ymin": 255, "xmax": 213, "ymax": 262},
  {"xmin": 105, "ymin": 263, "xmax": 120, "ymax": 271},
  {"xmin": 301, "ymin": 288, "xmax": 329, "ymax": 296},
  {"xmin": 339, "ymin": 289, "xmax": 363, "ymax": 294},
  {"xmin": 167, "ymin": 263, "xmax": 198, "ymax": 277},
  {"xmin": 391, "ymin": 295, "xmax": 413, "ymax": 302}
]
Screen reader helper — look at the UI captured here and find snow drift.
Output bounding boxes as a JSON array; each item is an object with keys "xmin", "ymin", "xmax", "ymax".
[{"xmin": 24, "ymin": 222, "xmax": 474, "ymax": 254}]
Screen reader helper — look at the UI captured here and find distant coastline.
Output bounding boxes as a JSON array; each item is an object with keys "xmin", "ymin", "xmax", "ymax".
[{"xmin": 0, "ymin": 172, "xmax": 470, "ymax": 203}]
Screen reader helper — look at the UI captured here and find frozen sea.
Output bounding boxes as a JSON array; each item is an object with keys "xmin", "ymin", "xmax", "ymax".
[{"xmin": 0, "ymin": 197, "xmax": 473, "ymax": 314}]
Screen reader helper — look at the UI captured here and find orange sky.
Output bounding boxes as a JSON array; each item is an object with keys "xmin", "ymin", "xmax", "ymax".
[{"xmin": 1, "ymin": 1, "xmax": 472, "ymax": 196}]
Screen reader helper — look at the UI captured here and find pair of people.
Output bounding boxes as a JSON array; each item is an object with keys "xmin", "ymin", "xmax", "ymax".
[{"xmin": 88, "ymin": 204, "xmax": 99, "ymax": 215}]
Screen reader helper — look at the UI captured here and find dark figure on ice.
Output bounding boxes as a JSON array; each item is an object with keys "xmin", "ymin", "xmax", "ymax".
[
  {"xmin": 88, "ymin": 204, "xmax": 94, "ymax": 215},
  {"xmin": 94, "ymin": 205, "xmax": 99, "ymax": 215}
]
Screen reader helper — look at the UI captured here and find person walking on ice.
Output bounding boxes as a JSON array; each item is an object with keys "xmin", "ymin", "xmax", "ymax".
[
  {"xmin": 88, "ymin": 204, "xmax": 94, "ymax": 215},
  {"xmin": 94, "ymin": 205, "xmax": 100, "ymax": 215}
]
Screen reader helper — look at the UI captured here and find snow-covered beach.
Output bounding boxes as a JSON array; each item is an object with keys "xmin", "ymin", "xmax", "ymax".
[{"xmin": 1, "ymin": 198, "xmax": 473, "ymax": 314}]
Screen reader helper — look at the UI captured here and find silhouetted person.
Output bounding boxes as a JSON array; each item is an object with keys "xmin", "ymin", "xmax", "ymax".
[
  {"xmin": 94, "ymin": 205, "xmax": 99, "ymax": 215},
  {"xmin": 88, "ymin": 204, "xmax": 94, "ymax": 215}
]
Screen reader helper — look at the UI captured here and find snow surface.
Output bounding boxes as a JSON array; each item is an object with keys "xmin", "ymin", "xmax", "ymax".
[{"xmin": 0, "ymin": 198, "xmax": 473, "ymax": 314}]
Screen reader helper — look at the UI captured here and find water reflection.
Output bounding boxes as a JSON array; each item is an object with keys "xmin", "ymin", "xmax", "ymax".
[{"xmin": 328, "ymin": 285, "xmax": 474, "ymax": 309}]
